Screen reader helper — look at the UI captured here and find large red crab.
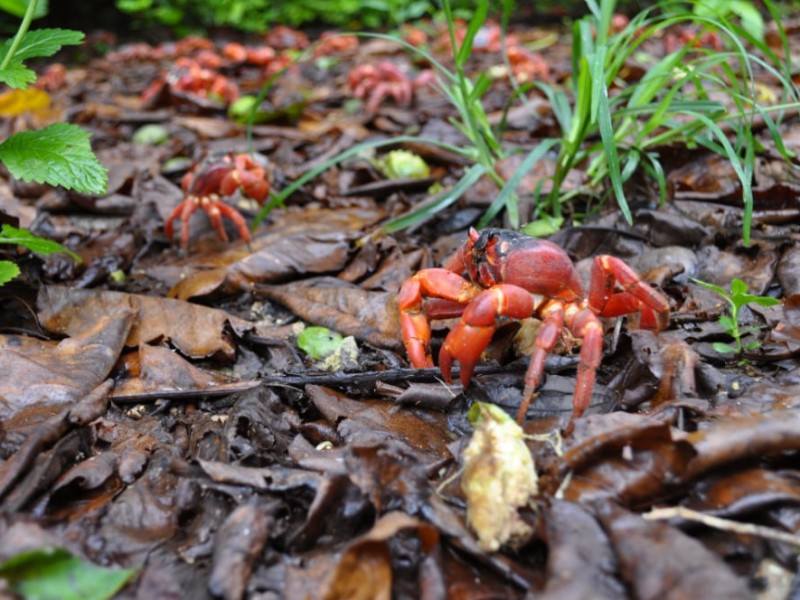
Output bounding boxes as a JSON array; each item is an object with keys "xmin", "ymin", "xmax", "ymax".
[
  {"xmin": 398, "ymin": 228, "xmax": 670, "ymax": 426},
  {"xmin": 164, "ymin": 153, "xmax": 270, "ymax": 249}
]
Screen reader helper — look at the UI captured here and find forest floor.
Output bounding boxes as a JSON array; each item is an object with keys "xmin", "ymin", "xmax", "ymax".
[{"xmin": 1, "ymin": 14, "xmax": 800, "ymax": 600}]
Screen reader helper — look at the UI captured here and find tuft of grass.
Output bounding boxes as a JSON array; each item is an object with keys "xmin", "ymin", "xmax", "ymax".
[
  {"xmin": 532, "ymin": 0, "xmax": 797, "ymax": 244},
  {"xmin": 251, "ymin": 0, "xmax": 798, "ymax": 246}
]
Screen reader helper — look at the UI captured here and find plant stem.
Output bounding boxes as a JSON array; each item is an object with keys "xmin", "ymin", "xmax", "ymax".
[{"xmin": 0, "ymin": 0, "xmax": 38, "ymax": 70}]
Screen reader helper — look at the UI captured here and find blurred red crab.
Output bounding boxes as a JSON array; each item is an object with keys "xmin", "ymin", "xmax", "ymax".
[
  {"xmin": 165, "ymin": 153, "xmax": 270, "ymax": 249},
  {"xmin": 348, "ymin": 61, "xmax": 434, "ymax": 113}
]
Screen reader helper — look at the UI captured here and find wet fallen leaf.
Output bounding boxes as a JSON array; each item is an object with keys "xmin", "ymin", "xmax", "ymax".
[
  {"xmin": 165, "ymin": 206, "xmax": 383, "ymax": 299},
  {"xmin": 208, "ymin": 504, "xmax": 270, "ymax": 600},
  {"xmin": 595, "ymin": 503, "xmax": 753, "ymax": 599},
  {"xmin": 0, "ymin": 306, "xmax": 133, "ymax": 419},
  {"xmin": 320, "ymin": 511, "xmax": 440, "ymax": 600},
  {"xmin": 37, "ymin": 285, "xmax": 249, "ymax": 360},
  {"xmin": 256, "ymin": 277, "xmax": 401, "ymax": 350},
  {"xmin": 110, "ymin": 344, "xmax": 258, "ymax": 401},
  {"xmin": 559, "ymin": 413, "xmax": 696, "ymax": 507},
  {"xmin": 537, "ymin": 499, "xmax": 625, "ymax": 599}
]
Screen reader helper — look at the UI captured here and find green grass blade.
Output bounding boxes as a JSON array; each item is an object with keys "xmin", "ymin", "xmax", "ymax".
[
  {"xmin": 679, "ymin": 109, "xmax": 753, "ymax": 244},
  {"xmin": 589, "ymin": 45, "xmax": 607, "ymax": 125},
  {"xmin": 534, "ymin": 83, "xmax": 572, "ymax": 135},
  {"xmin": 455, "ymin": 0, "xmax": 488, "ymax": 68},
  {"xmin": 382, "ymin": 164, "xmax": 487, "ymax": 233},
  {"xmin": 597, "ymin": 87, "xmax": 631, "ymax": 223},
  {"xmin": 641, "ymin": 151, "xmax": 667, "ymax": 205},
  {"xmin": 251, "ymin": 135, "xmax": 475, "ymax": 230},
  {"xmin": 478, "ymin": 139, "xmax": 559, "ymax": 228}
]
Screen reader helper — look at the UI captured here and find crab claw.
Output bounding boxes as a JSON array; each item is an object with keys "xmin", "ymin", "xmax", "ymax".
[
  {"xmin": 397, "ymin": 277, "xmax": 435, "ymax": 368},
  {"xmin": 439, "ymin": 319, "xmax": 495, "ymax": 387},
  {"xmin": 219, "ymin": 155, "xmax": 270, "ymax": 202},
  {"xmin": 439, "ymin": 285, "xmax": 535, "ymax": 387}
]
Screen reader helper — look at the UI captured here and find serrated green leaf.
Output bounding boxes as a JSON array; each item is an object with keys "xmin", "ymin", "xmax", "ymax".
[
  {"xmin": 712, "ymin": 341, "xmax": 737, "ymax": 354},
  {"xmin": 0, "ymin": 62, "xmax": 36, "ymax": 89},
  {"xmin": 0, "ymin": 29, "xmax": 83, "ymax": 65},
  {"xmin": 0, "ymin": 123, "xmax": 107, "ymax": 194},
  {"xmin": 0, "ymin": 224, "xmax": 81, "ymax": 261},
  {"xmin": 0, "ymin": 547, "xmax": 136, "ymax": 600},
  {"xmin": 0, "ymin": 260, "xmax": 20, "ymax": 286}
]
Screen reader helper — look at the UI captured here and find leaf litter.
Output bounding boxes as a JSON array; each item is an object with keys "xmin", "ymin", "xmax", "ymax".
[{"xmin": 1, "ymin": 15, "xmax": 800, "ymax": 600}]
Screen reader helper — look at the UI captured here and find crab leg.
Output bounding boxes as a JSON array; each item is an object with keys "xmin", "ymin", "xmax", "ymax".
[
  {"xmin": 439, "ymin": 283, "xmax": 535, "ymax": 387},
  {"xmin": 567, "ymin": 306, "xmax": 605, "ymax": 423},
  {"xmin": 518, "ymin": 299, "xmax": 565, "ymax": 423},
  {"xmin": 164, "ymin": 196, "xmax": 202, "ymax": 250},
  {"xmin": 588, "ymin": 256, "xmax": 670, "ymax": 331},
  {"xmin": 397, "ymin": 268, "xmax": 482, "ymax": 368},
  {"xmin": 202, "ymin": 194, "xmax": 230, "ymax": 243}
]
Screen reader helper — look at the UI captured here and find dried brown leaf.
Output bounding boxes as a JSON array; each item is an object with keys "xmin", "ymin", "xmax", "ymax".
[
  {"xmin": 256, "ymin": 277, "xmax": 401, "ymax": 350},
  {"xmin": 0, "ymin": 304, "xmax": 133, "ymax": 419},
  {"xmin": 208, "ymin": 504, "xmax": 270, "ymax": 600},
  {"xmin": 321, "ymin": 511, "xmax": 439, "ymax": 600},
  {"xmin": 538, "ymin": 499, "xmax": 624, "ymax": 599},
  {"xmin": 38, "ymin": 285, "xmax": 247, "ymax": 360}
]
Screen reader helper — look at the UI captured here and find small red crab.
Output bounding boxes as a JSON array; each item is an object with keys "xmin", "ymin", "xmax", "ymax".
[
  {"xmin": 506, "ymin": 46, "xmax": 550, "ymax": 83},
  {"xmin": 164, "ymin": 153, "xmax": 270, "ymax": 249},
  {"xmin": 398, "ymin": 228, "xmax": 670, "ymax": 426},
  {"xmin": 348, "ymin": 61, "xmax": 433, "ymax": 113},
  {"xmin": 313, "ymin": 32, "xmax": 359, "ymax": 58},
  {"xmin": 141, "ymin": 57, "xmax": 239, "ymax": 108}
]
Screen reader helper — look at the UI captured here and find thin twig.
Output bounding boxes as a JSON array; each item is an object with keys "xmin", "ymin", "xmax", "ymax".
[{"xmin": 642, "ymin": 506, "xmax": 800, "ymax": 548}]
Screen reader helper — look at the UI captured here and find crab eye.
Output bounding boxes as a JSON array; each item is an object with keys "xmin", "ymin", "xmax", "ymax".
[{"xmin": 484, "ymin": 237, "xmax": 500, "ymax": 263}]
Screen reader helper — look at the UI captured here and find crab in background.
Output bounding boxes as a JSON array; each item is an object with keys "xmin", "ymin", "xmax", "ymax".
[
  {"xmin": 141, "ymin": 57, "xmax": 240, "ymax": 108},
  {"xmin": 164, "ymin": 153, "xmax": 270, "ymax": 250},
  {"xmin": 348, "ymin": 61, "xmax": 435, "ymax": 113},
  {"xmin": 398, "ymin": 228, "xmax": 670, "ymax": 427}
]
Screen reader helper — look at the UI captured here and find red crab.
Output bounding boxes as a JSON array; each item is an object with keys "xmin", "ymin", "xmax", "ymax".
[
  {"xmin": 506, "ymin": 46, "xmax": 550, "ymax": 83},
  {"xmin": 397, "ymin": 228, "xmax": 670, "ymax": 426},
  {"xmin": 348, "ymin": 61, "xmax": 434, "ymax": 113},
  {"xmin": 313, "ymin": 32, "xmax": 359, "ymax": 57},
  {"xmin": 141, "ymin": 57, "xmax": 240, "ymax": 108},
  {"xmin": 164, "ymin": 153, "xmax": 270, "ymax": 249}
]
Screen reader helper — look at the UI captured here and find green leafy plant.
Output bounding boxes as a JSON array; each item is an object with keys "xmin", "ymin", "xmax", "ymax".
[
  {"xmin": 0, "ymin": 0, "xmax": 105, "ymax": 285},
  {"xmin": 0, "ymin": 1, "xmax": 106, "ymax": 191},
  {"xmin": 0, "ymin": 224, "xmax": 81, "ymax": 285},
  {"xmin": 691, "ymin": 277, "xmax": 780, "ymax": 355},
  {"xmin": 0, "ymin": 546, "xmax": 136, "ymax": 600},
  {"xmin": 115, "ymin": 0, "xmax": 478, "ymax": 33}
]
